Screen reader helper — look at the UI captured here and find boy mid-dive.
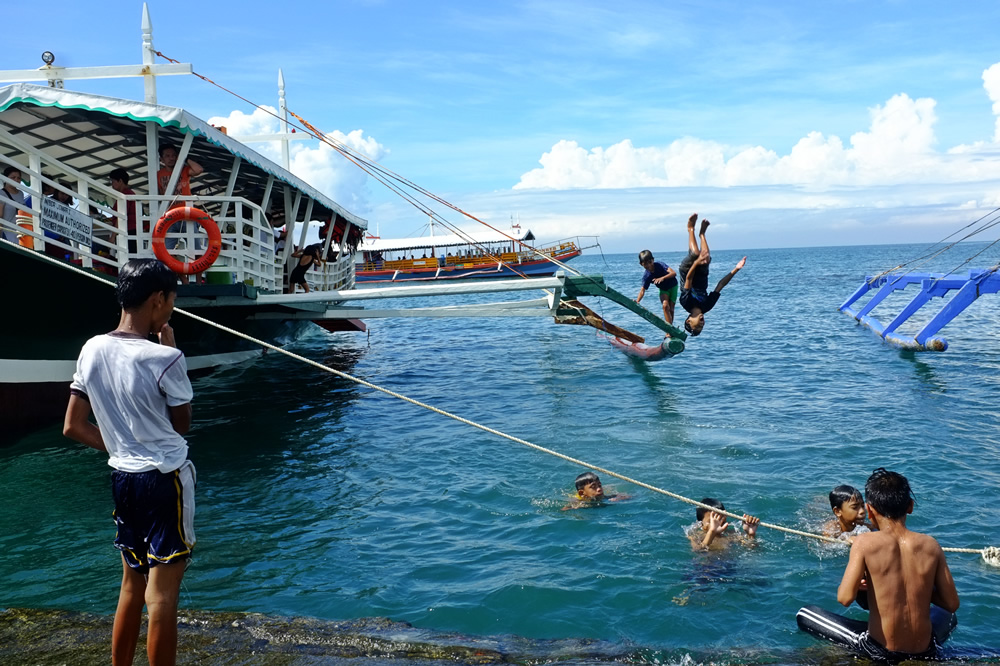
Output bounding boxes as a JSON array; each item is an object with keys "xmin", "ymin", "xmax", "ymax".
[{"xmin": 677, "ymin": 213, "xmax": 746, "ymax": 336}]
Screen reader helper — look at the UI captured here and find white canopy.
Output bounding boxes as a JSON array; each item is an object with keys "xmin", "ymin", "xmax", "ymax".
[{"xmin": 0, "ymin": 83, "xmax": 366, "ymax": 229}]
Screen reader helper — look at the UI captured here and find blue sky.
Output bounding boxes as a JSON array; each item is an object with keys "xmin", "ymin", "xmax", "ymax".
[{"xmin": 7, "ymin": 1, "xmax": 1000, "ymax": 252}]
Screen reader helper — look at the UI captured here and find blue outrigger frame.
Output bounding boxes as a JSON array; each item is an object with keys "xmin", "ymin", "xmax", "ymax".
[{"xmin": 839, "ymin": 268, "xmax": 1000, "ymax": 351}]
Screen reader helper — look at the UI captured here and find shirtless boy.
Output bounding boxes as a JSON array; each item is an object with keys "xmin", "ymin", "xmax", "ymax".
[
  {"xmin": 837, "ymin": 468, "xmax": 959, "ymax": 661},
  {"xmin": 824, "ymin": 484, "xmax": 870, "ymax": 540},
  {"xmin": 677, "ymin": 213, "xmax": 746, "ymax": 336}
]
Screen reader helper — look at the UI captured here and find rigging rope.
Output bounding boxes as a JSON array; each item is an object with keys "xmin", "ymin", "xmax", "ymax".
[{"xmin": 5, "ymin": 237, "xmax": 995, "ymax": 565}]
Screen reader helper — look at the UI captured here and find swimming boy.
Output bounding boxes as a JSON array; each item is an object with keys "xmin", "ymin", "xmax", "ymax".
[
  {"xmin": 689, "ymin": 498, "xmax": 761, "ymax": 550},
  {"xmin": 677, "ymin": 213, "xmax": 746, "ymax": 336},
  {"xmin": 562, "ymin": 472, "xmax": 629, "ymax": 510},
  {"xmin": 837, "ymin": 468, "xmax": 959, "ymax": 661},
  {"xmin": 825, "ymin": 484, "xmax": 871, "ymax": 540},
  {"xmin": 635, "ymin": 250, "xmax": 678, "ymax": 325},
  {"xmin": 63, "ymin": 258, "xmax": 195, "ymax": 666}
]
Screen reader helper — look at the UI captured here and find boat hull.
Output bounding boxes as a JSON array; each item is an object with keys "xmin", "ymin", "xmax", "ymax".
[
  {"xmin": 356, "ymin": 249, "xmax": 581, "ymax": 284},
  {"xmin": 0, "ymin": 243, "xmax": 329, "ymax": 445}
]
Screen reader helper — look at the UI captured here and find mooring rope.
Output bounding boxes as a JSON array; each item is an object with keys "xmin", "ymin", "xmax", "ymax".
[{"xmin": 4, "ymin": 240, "xmax": 995, "ymax": 563}]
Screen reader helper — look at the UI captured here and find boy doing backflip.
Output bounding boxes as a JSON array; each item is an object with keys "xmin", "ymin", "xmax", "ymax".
[
  {"xmin": 837, "ymin": 468, "xmax": 959, "ymax": 662},
  {"xmin": 636, "ymin": 250, "xmax": 678, "ymax": 325},
  {"xmin": 678, "ymin": 213, "xmax": 746, "ymax": 336},
  {"xmin": 64, "ymin": 258, "xmax": 195, "ymax": 666}
]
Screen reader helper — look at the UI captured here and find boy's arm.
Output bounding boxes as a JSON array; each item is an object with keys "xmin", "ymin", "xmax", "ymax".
[
  {"xmin": 63, "ymin": 393, "xmax": 106, "ymax": 452},
  {"xmin": 930, "ymin": 545, "xmax": 960, "ymax": 612},
  {"xmin": 186, "ymin": 159, "xmax": 204, "ymax": 177},
  {"xmin": 712, "ymin": 256, "xmax": 746, "ymax": 294},
  {"xmin": 168, "ymin": 403, "xmax": 192, "ymax": 436},
  {"xmin": 837, "ymin": 538, "xmax": 868, "ymax": 606},
  {"xmin": 684, "ymin": 254, "xmax": 707, "ymax": 289},
  {"xmin": 742, "ymin": 514, "xmax": 760, "ymax": 538},
  {"xmin": 636, "ymin": 286, "xmax": 646, "ymax": 303}
]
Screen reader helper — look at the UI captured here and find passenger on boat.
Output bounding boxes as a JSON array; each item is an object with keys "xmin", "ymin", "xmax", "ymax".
[
  {"xmin": 0, "ymin": 165, "xmax": 25, "ymax": 243},
  {"xmin": 677, "ymin": 214, "xmax": 746, "ymax": 337},
  {"xmin": 561, "ymin": 472, "xmax": 630, "ymax": 510},
  {"xmin": 41, "ymin": 186, "xmax": 76, "ymax": 260},
  {"xmin": 109, "ymin": 168, "xmax": 140, "ymax": 255},
  {"xmin": 157, "ymin": 143, "xmax": 205, "ymax": 283},
  {"xmin": 63, "ymin": 258, "xmax": 195, "ymax": 666},
  {"xmin": 635, "ymin": 249, "xmax": 678, "ymax": 326},
  {"xmin": 837, "ymin": 468, "xmax": 959, "ymax": 661},
  {"xmin": 688, "ymin": 498, "xmax": 760, "ymax": 550},
  {"xmin": 288, "ymin": 244, "xmax": 324, "ymax": 293}
]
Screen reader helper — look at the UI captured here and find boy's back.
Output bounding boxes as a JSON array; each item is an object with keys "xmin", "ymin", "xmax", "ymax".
[{"xmin": 849, "ymin": 528, "xmax": 951, "ymax": 653}]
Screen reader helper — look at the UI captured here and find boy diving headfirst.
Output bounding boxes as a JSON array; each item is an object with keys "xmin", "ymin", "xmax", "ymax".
[{"xmin": 678, "ymin": 213, "xmax": 746, "ymax": 336}]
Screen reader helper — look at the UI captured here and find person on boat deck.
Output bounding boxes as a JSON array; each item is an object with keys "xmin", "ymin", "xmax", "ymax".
[
  {"xmin": 635, "ymin": 249, "xmax": 678, "ymax": 326},
  {"xmin": 824, "ymin": 484, "xmax": 872, "ymax": 541},
  {"xmin": 688, "ymin": 498, "xmax": 760, "ymax": 550},
  {"xmin": 157, "ymin": 143, "xmax": 205, "ymax": 284},
  {"xmin": 63, "ymin": 258, "xmax": 195, "ymax": 666},
  {"xmin": 677, "ymin": 213, "xmax": 747, "ymax": 337},
  {"xmin": 288, "ymin": 244, "xmax": 323, "ymax": 293},
  {"xmin": 837, "ymin": 468, "xmax": 959, "ymax": 662},
  {"xmin": 109, "ymin": 168, "xmax": 140, "ymax": 255},
  {"xmin": 562, "ymin": 472, "xmax": 630, "ymax": 510},
  {"xmin": 0, "ymin": 165, "xmax": 26, "ymax": 243}
]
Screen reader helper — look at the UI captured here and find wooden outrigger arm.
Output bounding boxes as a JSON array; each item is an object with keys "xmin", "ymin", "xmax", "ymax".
[{"xmin": 839, "ymin": 268, "xmax": 1000, "ymax": 351}]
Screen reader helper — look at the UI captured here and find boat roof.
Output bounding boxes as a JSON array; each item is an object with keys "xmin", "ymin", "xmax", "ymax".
[
  {"xmin": 0, "ymin": 83, "xmax": 366, "ymax": 229},
  {"xmin": 361, "ymin": 227, "xmax": 535, "ymax": 252}
]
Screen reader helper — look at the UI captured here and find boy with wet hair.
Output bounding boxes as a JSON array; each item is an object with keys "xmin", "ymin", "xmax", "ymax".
[
  {"xmin": 63, "ymin": 258, "xmax": 196, "ymax": 666},
  {"xmin": 562, "ymin": 472, "xmax": 629, "ymax": 510},
  {"xmin": 837, "ymin": 468, "xmax": 959, "ymax": 662},
  {"xmin": 825, "ymin": 484, "xmax": 870, "ymax": 539},
  {"xmin": 690, "ymin": 497, "xmax": 761, "ymax": 550},
  {"xmin": 635, "ymin": 249, "xmax": 678, "ymax": 325},
  {"xmin": 677, "ymin": 213, "xmax": 746, "ymax": 336}
]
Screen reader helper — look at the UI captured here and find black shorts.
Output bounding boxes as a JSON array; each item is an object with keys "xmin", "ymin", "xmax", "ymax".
[
  {"xmin": 856, "ymin": 631, "xmax": 938, "ymax": 664},
  {"xmin": 289, "ymin": 264, "xmax": 309, "ymax": 285},
  {"xmin": 111, "ymin": 462, "xmax": 196, "ymax": 572}
]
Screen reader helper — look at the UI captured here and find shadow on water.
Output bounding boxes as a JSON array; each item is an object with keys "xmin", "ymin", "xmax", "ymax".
[
  {"xmin": 898, "ymin": 350, "xmax": 946, "ymax": 394},
  {"xmin": 4, "ymin": 608, "xmax": 999, "ymax": 666}
]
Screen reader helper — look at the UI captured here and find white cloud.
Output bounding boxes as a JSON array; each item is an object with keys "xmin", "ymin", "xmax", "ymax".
[
  {"xmin": 207, "ymin": 106, "xmax": 387, "ymax": 215},
  {"xmin": 515, "ymin": 86, "xmax": 1000, "ymax": 192}
]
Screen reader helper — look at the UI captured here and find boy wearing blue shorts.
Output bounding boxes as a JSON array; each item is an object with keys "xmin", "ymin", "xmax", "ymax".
[
  {"xmin": 64, "ymin": 258, "xmax": 195, "ymax": 666},
  {"xmin": 636, "ymin": 249, "xmax": 678, "ymax": 325}
]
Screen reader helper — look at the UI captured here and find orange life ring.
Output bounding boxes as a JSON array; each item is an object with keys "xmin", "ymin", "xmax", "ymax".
[{"xmin": 151, "ymin": 206, "xmax": 222, "ymax": 275}]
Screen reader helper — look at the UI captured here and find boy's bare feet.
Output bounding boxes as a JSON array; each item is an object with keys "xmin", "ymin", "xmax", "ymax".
[
  {"xmin": 688, "ymin": 213, "xmax": 698, "ymax": 229},
  {"xmin": 735, "ymin": 256, "xmax": 746, "ymax": 270},
  {"xmin": 699, "ymin": 219, "xmax": 710, "ymax": 235}
]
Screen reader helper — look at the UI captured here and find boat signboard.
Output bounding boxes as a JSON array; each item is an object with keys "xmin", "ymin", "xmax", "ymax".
[{"xmin": 41, "ymin": 197, "xmax": 93, "ymax": 245}]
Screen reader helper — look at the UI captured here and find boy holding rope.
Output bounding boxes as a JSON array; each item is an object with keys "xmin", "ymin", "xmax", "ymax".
[
  {"xmin": 689, "ymin": 498, "xmax": 761, "ymax": 550},
  {"xmin": 837, "ymin": 468, "xmax": 959, "ymax": 662},
  {"xmin": 63, "ymin": 258, "xmax": 196, "ymax": 666}
]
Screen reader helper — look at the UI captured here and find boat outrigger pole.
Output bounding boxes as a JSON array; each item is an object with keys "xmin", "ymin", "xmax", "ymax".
[{"xmin": 839, "ymin": 268, "xmax": 1000, "ymax": 351}]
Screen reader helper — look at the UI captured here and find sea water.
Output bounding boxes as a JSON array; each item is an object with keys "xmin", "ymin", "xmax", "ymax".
[{"xmin": 2, "ymin": 243, "xmax": 1000, "ymax": 663}]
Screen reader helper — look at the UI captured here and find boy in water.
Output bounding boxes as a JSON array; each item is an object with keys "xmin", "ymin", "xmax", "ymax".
[
  {"xmin": 837, "ymin": 468, "xmax": 959, "ymax": 661},
  {"xmin": 677, "ymin": 213, "xmax": 746, "ymax": 336},
  {"xmin": 635, "ymin": 250, "xmax": 678, "ymax": 325},
  {"xmin": 825, "ymin": 484, "xmax": 871, "ymax": 540},
  {"xmin": 689, "ymin": 498, "xmax": 761, "ymax": 550},
  {"xmin": 562, "ymin": 472, "xmax": 630, "ymax": 510},
  {"xmin": 63, "ymin": 258, "xmax": 195, "ymax": 666}
]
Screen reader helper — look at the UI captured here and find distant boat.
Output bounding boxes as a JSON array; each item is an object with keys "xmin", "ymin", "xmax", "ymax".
[{"xmin": 355, "ymin": 221, "xmax": 596, "ymax": 284}]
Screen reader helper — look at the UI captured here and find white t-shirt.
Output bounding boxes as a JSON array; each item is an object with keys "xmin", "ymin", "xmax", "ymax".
[{"xmin": 70, "ymin": 332, "xmax": 194, "ymax": 473}]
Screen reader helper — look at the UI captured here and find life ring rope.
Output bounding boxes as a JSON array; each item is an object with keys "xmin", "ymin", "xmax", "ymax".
[{"xmin": 151, "ymin": 206, "xmax": 222, "ymax": 275}]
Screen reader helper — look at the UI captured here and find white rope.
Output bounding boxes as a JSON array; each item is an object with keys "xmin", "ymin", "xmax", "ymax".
[{"xmin": 6, "ymin": 238, "xmax": 996, "ymax": 562}]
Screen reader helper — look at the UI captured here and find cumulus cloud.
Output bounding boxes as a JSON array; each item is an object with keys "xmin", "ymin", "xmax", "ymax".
[
  {"xmin": 515, "ymin": 89, "xmax": 999, "ymax": 191},
  {"xmin": 207, "ymin": 106, "xmax": 386, "ymax": 215}
]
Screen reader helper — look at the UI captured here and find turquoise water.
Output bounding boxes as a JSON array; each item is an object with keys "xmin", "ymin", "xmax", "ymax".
[{"xmin": 3, "ymin": 243, "xmax": 1000, "ymax": 663}]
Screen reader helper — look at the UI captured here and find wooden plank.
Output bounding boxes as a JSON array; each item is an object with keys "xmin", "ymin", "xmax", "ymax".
[{"xmin": 562, "ymin": 275, "xmax": 687, "ymax": 340}]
